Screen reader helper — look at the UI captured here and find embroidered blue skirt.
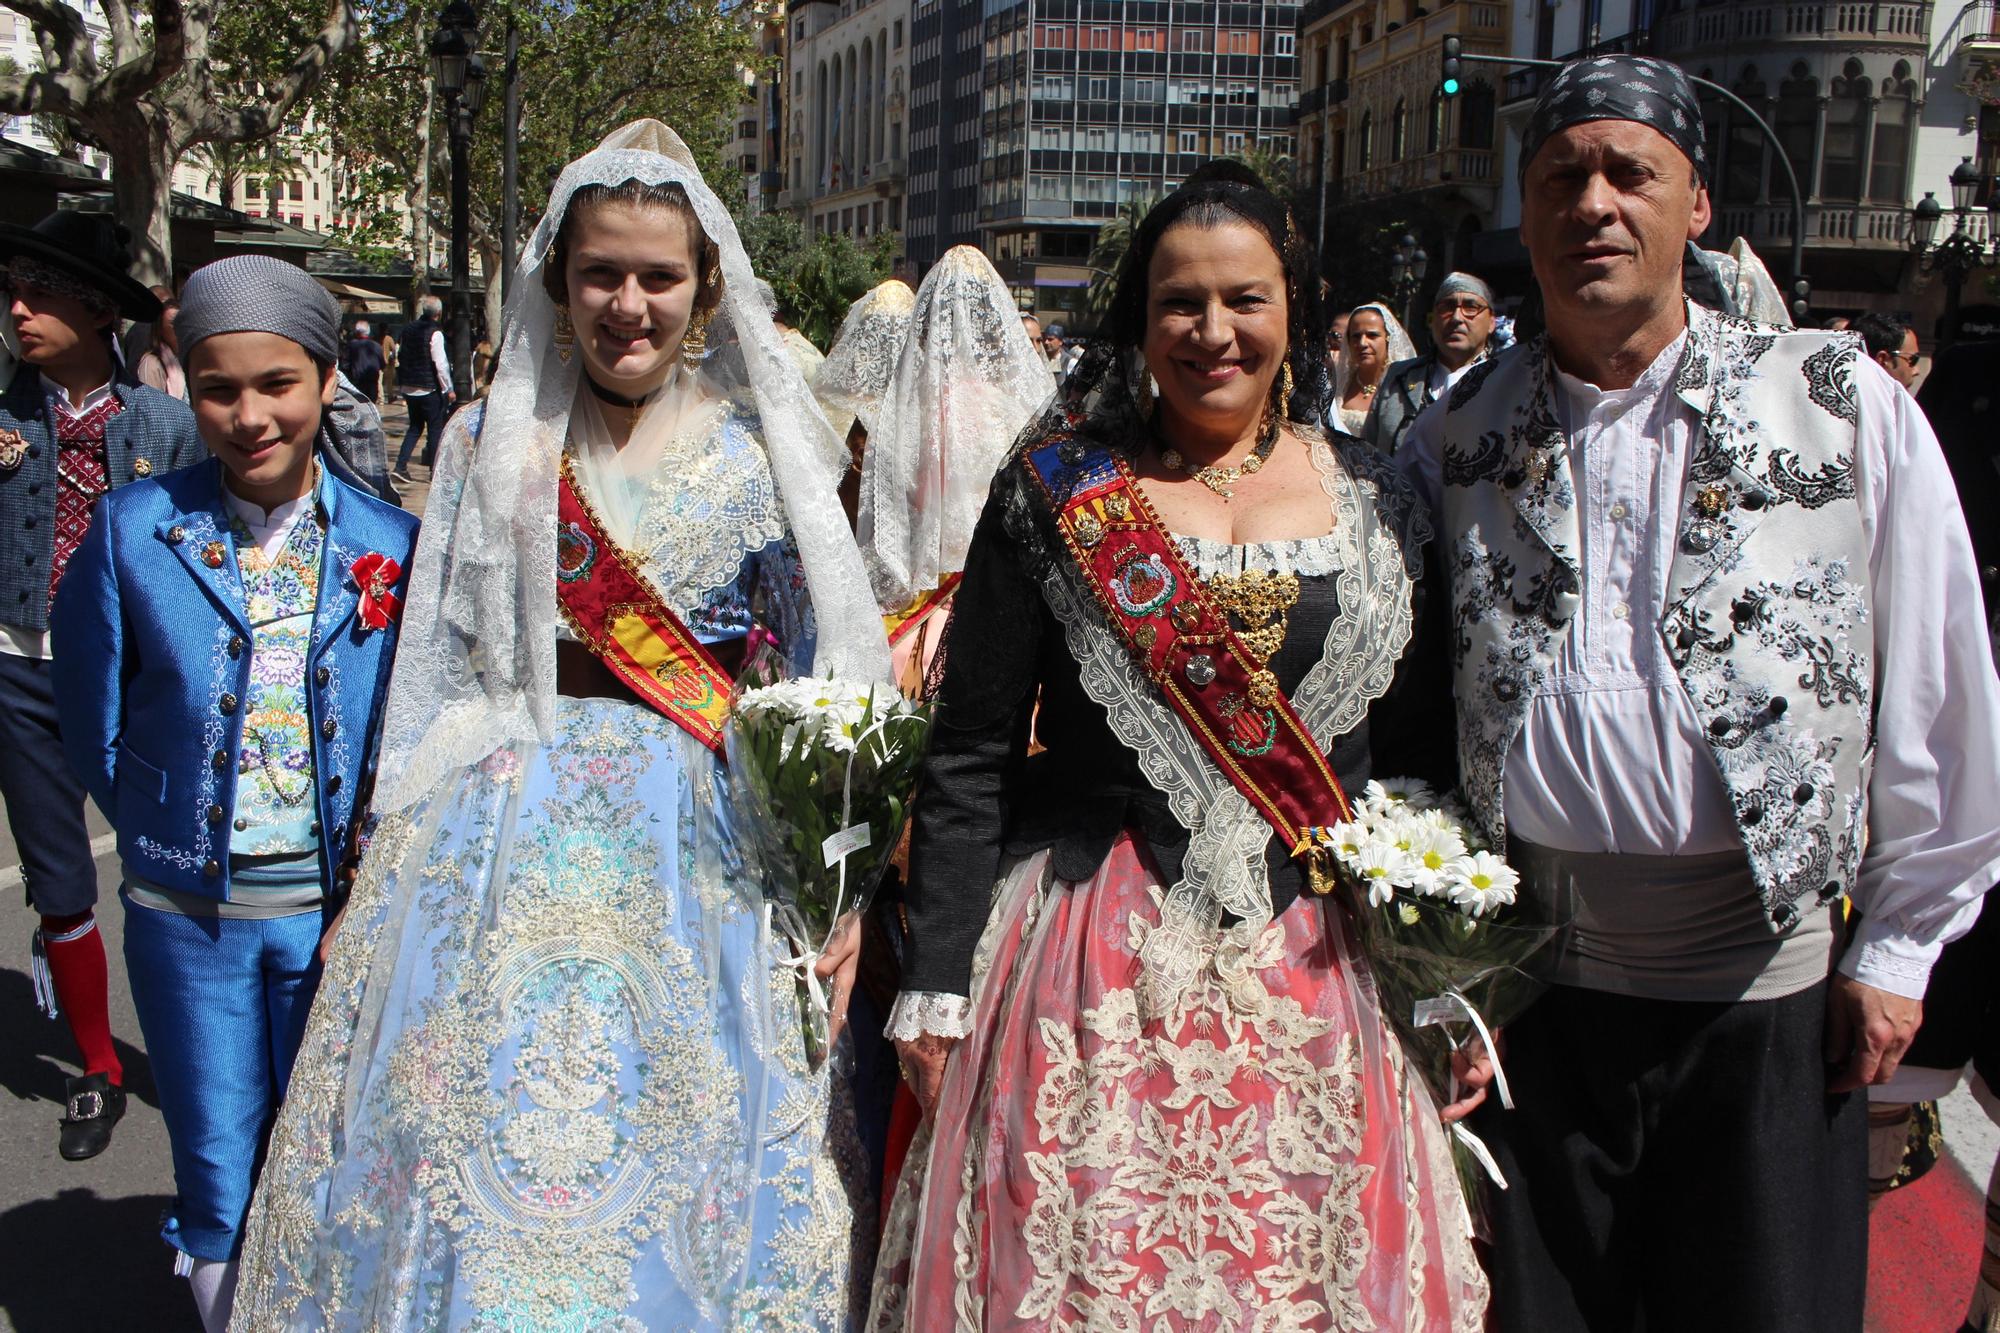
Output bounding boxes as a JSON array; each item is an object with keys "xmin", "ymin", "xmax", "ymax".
[{"xmin": 229, "ymin": 699, "xmax": 872, "ymax": 1329}]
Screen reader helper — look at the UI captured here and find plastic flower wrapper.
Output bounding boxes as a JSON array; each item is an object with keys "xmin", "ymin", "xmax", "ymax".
[
  {"xmin": 725, "ymin": 645, "xmax": 934, "ymax": 1071},
  {"xmin": 1320, "ymin": 779, "xmax": 1567, "ymax": 1228}
]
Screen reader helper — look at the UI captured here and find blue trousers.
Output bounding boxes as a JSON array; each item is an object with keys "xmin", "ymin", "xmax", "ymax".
[
  {"xmin": 122, "ymin": 896, "xmax": 324, "ymax": 1261},
  {"xmin": 0, "ymin": 653, "xmax": 97, "ymax": 915}
]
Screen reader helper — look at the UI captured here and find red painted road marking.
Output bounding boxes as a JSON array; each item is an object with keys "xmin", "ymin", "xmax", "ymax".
[{"xmin": 1868, "ymin": 1147, "xmax": 1985, "ymax": 1333}]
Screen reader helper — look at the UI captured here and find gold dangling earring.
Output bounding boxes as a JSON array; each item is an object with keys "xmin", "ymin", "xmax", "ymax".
[
  {"xmin": 682, "ymin": 308, "xmax": 711, "ymax": 367},
  {"xmin": 1135, "ymin": 369, "xmax": 1155, "ymax": 421},
  {"xmin": 1280, "ymin": 358, "xmax": 1295, "ymax": 408},
  {"xmin": 553, "ymin": 303, "xmax": 575, "ymax": 364}
]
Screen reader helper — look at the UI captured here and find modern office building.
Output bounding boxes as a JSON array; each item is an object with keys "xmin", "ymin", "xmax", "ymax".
[
  {"xmin": 783, "ymin": 0, "xmax": 914, "ymax": 248},
  {"xmin": 940, "ymin": 0, "xmax": 1301, "ymax": 324},
  {"xmin": 903, "ymin": 0, "xmax": 986, "ymax": 270},
  {"xmin": 728, "ymin": 0, "xmax": 790, "ymax": 213}
]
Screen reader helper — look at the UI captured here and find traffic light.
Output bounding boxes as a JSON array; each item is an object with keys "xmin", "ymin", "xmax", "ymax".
[{"xmin": 1441, "ymin": 35, "xmax": 1461, "ymax": 97}]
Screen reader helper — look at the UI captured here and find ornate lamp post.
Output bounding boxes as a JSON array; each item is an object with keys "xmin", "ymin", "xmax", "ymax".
[
  {"xmin": 1911, "ymin": 156, "xmax": 1995, "ymax": 354},
  {"xmin": 1388, "ymin": 231, "xmax": 1428, "ymax": 334},
  {"xmin": 430, "ymin": 1, "xmax": 486, "ymax": 403}
]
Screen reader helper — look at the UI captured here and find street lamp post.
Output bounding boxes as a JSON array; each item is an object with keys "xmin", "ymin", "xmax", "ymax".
[
  {"xmin": 1388, "ymin": 231, "xmax": 1428, "ymax": 333},
  {"xmin": 1910, "ymin": 157, "xmax": 1996, "ymax": 354},
  {"xmin": 430, "ymin": 0, "xmax": 485, "ymax": 404}
]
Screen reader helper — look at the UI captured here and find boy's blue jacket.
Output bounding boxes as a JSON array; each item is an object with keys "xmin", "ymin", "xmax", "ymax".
[{"xmin": 50, "ymin": 456, "xmax": 418, "ymax": 899}]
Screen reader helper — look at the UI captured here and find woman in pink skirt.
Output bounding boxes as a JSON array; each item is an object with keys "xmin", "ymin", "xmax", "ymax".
[{"xmin": 869, "ymin": 162, "xmax": 1492, "ymax": 1331}]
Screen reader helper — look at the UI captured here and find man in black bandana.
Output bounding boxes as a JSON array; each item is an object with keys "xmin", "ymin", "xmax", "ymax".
[{"xmin": 1399, "ymin": 53, "xmax": 2000, "ymax": 1333}]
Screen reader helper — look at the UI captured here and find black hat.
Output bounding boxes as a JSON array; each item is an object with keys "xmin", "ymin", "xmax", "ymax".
[{"xmin": 0, "ymin": 211, "xmax": 162, "ymax": 321}]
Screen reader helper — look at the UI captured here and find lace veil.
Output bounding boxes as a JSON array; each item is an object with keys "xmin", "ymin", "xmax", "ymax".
[
  {"xmin": 1335, "ymin": 300, "xmax": 1419, "ymax": 401},
  {"xmin": 861, "ymin": 246, "xmax": 1050, "ymax": 609},
  {"xmin": 373, "ymin": 120, "xmax": 889, "ymax": 811},
  {"xmin": 812, "ymin": 278, "xmax": 915, "ymax": 442}
]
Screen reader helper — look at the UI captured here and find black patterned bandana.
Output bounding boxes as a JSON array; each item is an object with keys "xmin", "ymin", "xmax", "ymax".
[{"xmin": 1519, "ymin": 55, "xmax": 1707, "ymax": 183}]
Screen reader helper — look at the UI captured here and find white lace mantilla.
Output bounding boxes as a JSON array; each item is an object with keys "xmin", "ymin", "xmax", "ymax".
[{"xmin": 891, "ymin": 435, "xmax": 1427, "ymax": 1036}]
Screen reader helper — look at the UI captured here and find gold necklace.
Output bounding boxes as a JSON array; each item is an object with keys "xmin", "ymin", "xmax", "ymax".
[
  {"xmin": 1158, "ymin": 408, "xmax": 1280, "ymax": 500},
  {"xmin": 1202, "ymin": 566, "xmax": 1300, "ymax": 707}
]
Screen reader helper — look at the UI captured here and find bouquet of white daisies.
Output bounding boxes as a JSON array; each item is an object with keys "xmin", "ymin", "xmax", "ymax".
[
  {"xmin": 726, "ymin": 673, "xmax": 933, "ymax": 1069},
  {"xmin": 1318, "ymin": 778, "xmax": 1565, "ymax": 1200}
]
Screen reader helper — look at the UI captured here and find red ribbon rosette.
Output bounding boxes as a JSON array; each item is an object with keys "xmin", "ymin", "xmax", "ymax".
[{"xmin": 350, "ymin": 553, "xmax": 404, "ymax": 631}]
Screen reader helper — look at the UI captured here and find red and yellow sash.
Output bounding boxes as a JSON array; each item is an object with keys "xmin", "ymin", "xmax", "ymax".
[
  {"xmin": 554, "ymin": 456, "xmax": 734, "ymax": 753},
  {"xmin": 883, "ymin": 572, "xmax": 962, "ymax": 647},
  {"xmin": 1023, "ymin": 434, "xmax": 1353, "ymax": 888}
]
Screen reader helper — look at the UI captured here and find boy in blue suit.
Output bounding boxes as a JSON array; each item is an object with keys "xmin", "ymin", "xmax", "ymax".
[{"xmin": 51, "ymin": 256, "xmax": 418, "ymax": 1331}]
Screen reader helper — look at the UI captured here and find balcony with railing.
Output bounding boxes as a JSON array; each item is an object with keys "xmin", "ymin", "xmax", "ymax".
[
  {"xmin": 1353, "ymin": 146, "xmax": 1497, "ymax": 197},
  {"xmin": 1708, "ymin": 199, "xmax": 1988, "ymax": 250},
  {"xmin": 1658, "ymin": 0, "xmax": 1930, "ymax": 54},
  {"xmin": 1351, "ymin": 2, "xmax": 1507, "ymax": 79},
  {"xmin": 1947, "ymin": 0, "xmax": 2000, "ymax": 74},
  {"xmin": 1297, "ymin": 78, "xmax": 1349, "ymax": 116}
]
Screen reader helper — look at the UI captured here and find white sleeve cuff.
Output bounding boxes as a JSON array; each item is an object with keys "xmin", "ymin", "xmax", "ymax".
[
  {"xmin": 884, "ymin": 990, "xmax": 974, "ymax": 1042},
  {"xmin": 1836, "ymin": 916, "xmax": 1947, "ymax": 1001}
]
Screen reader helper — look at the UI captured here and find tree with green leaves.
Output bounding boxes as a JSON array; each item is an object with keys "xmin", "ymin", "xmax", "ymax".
[
  {"xmin": 735, "ymin": 206, "xmax": 896, "ymax": 349},
  {"xmin": 0, "ymin": 0, "xmax": 360, "ymax": 282},
  {"xmin": 308, "ymin": 0, "xmax": 758, "ymax": 330}
]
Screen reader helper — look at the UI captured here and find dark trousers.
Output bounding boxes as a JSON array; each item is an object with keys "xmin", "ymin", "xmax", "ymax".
[
  {"xmin": 351, "ymin": 369, "xmax": 380, "ymax": 405},
  {"xmin": 1473, "ymin": 980, "xmax": 1867, "ymax": 1333},
  {"xmin": 394, "ymin": 390, "xmax": 447, "ymax": 471},
  {"xmin": 0, "ymin": 653, "xmax": 98, "ymax": 916}
]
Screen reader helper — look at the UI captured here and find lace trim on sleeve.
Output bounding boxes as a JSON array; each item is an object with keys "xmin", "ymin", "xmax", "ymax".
[{"xmin": 885, "ymin": 990, "xmax": 975, "ymax": 1041}]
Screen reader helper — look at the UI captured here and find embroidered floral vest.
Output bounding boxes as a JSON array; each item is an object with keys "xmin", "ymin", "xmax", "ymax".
[
  {"xmin": 229, "ymin": 504, "xmax": 325, "ymax": 856},
  {"xmin": 1433, "ymin": 305, "xmax": 1873, "ymax": 930}
]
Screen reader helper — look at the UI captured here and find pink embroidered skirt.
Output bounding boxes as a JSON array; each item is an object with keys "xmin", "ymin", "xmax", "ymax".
[{"xmin": 870, "ymin": 832, "xmax": 1489, "ymax": 1331}]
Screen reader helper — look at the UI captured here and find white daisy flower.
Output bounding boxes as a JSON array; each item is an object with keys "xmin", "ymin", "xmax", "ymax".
[{"xmin": 1443, "ymin": 851, "xmax": 1521, "ymax": 917}]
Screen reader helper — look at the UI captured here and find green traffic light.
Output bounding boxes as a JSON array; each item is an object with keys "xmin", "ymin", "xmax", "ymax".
[{"xmin": 1442, "ymin": 77, "xmax": 1460, "ymax": 95}]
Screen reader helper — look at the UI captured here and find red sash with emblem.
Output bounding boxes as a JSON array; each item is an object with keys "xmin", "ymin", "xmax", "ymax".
[
  {"xmin": 1024, "ymin": 434, "xmax": 1354, "ymax": 884},
  {"xmin": 554, "ymin": 456, "xmax": 734, "ymax": 753},
  {"xmin": 883, "ymin": 572, "xmax": 963, "ymax": 647}
]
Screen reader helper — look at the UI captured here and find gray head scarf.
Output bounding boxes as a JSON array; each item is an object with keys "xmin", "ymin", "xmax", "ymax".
[
  {"xmin": 176, "ymin": 255, "xmax": 342, "ymax": 366},
  {"xmin": 176, "ymin": 255, "xmax": 400, "ymax": 504},
  {"xmin": 1433, "ymin": 271, "xmax": 1495, "ymax": 308},
  {"xmin": 1519, "ymin": 55, "xmax": 1707, "ymax": 183}
]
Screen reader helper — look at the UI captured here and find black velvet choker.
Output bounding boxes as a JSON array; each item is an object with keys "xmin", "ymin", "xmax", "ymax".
[{"xmin": 582, "ymin": 375, "xmax": 653, "ymax": 411}]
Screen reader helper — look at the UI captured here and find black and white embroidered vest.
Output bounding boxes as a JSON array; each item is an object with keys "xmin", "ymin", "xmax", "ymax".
[{"xmin": 1434, "ymin": 305, "xmax": 1872, "ymax": 930}]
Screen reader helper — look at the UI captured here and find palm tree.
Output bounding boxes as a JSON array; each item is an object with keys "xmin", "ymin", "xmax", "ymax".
[{"xmin": 1084, "ymin": 195, "xmax": 1154, "ymax": 328}]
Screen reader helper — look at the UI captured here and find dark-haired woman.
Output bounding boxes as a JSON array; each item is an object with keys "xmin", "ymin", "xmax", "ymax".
[
  {"xmin": 867, "ymin": 164, "xmax": 1490, "ymax": 1330},
  {"xmin": 230, "ymin": 122, "xmax": 891, "ymax": 1330}
]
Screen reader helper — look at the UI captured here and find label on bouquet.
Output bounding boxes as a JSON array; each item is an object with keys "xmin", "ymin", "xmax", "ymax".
[
  {"xmin": 822, "ymin": 822, "xmax": 872, "ymax": 868},
  {"xmin": 1413, "ymin": 996, "xmax": 1463, "ymax": 1028}
]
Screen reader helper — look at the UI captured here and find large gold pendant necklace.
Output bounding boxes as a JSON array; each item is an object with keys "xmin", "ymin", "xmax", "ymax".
[
  {"xmin": 1202, "ymin": 565, "xmax": 1300, "ymax": 708},
  {"xmin": 1158, "ymin": 407, "xmax": 1280, "ymax": 501}
]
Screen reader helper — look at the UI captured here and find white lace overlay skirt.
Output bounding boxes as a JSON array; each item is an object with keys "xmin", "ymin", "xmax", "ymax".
[
  {"xmin": 231, "ymin": 698, "xmax": 872, "ymax": 1331},
  {"xmin": 869, "ymin": 833, "xmax": 1489, "ymax": 1332}
]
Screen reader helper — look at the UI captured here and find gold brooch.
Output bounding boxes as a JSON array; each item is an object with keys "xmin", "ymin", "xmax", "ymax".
[
  {"xmin": 202, "ymin": 541, "xmax": 227, "ymax": 569},
  {"xmin": 1104, "ymin": 492, "xmax": 1132, "ymax": 523},
  {"xmin": 132, "ymin": 457, "xmax": 152, "ymax": 477},
  {"xmin": 1696, "ymin": 485, "xmax": 1729, "ymax": 519},
  {"xmin": 0, "ymin": 429, "xmax": 26, "ymax": 471},
  {"xmin": 1072, "ymin": 512, "xmax": 1105, "ymax": 548}
]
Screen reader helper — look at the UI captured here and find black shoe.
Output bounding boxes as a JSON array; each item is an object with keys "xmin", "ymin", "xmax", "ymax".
[
  {"xmin": 391, "ymin": 468, "xmax": 413, "ymax": 484},
  {"xmin": 58, "ymin": 1072, "xmax": 126, "ymax": 1161}
]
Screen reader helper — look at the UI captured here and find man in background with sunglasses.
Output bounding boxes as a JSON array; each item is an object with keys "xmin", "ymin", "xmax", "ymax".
[
  {"xmin": 1362, "ymin": 269, "xmax": 1499, "ymax": 455},
  {"xmin": 0, "ymin": 210, "xmax": 201, "ymax": 1162},
  {"xmin": 1853, "ymin": 311, "xmax": 1922, "ymax": 394}
]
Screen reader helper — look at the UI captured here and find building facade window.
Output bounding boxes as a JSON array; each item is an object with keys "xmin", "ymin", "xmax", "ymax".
[
  {"xmin": 1460, "ymin": 81, "xmax": 1495, "ymax": 150},
  {"xmin": 1390, "ymin": 98, "xmax": 1406, "ymax": 162},
  {"xmin": 1358, "ymin": 110, "xmax": 1373, "ymax": 171},
  {"xmin": 1871, "ymin": 63, "xmax": 1915, "ymax": 202},
  {"xmin": 1820, "ymin": 60, "xmax": 1868, "ymax": 202}
]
